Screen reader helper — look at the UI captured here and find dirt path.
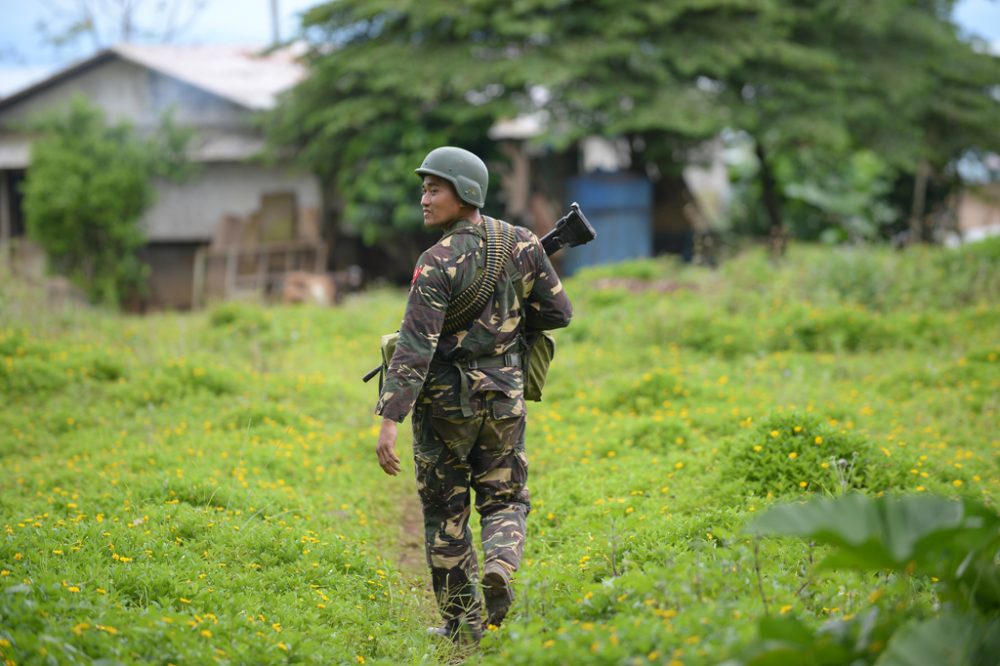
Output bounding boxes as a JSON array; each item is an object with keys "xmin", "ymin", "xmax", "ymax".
[
  {"xmin": 395, "ymin": 485, "xmax": 428, "ymax": 578},
  {"xmin": 390, "ymin": 479, "xmax": 439, "ymax": 617}
]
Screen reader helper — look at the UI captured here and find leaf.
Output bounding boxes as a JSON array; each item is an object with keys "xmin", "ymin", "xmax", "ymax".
[
  {"xmin": 873, "ymin": 614, "xmax": 980, "ymax": 666},
  {"xmin": 746, "ymin": 494, "xmax": 999, "ymax": 576},
  {"xmin": 758, "ymin": 616, "xmax": 815, "ymax": 645},
  {"xmin": 733, "ymin": 614, "xmax": 857, "ymax": 666}
]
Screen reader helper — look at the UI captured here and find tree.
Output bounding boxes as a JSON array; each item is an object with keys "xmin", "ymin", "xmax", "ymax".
[
  {"xmin": 36, "ymin": 0, "xmax": 208, "ymax": 56},
  {"xmin": 723, "ymin": 0, "xmax": 1000, "ymax": 246},
  {"xmin": 267, "ymin": 0, "xmax": 778, "ymax": 242},
  {"xmin": 266, "ymin": 1, "xmax": 514, "ymax": 243},
  {"xmin": 268, "ymin": 0, "xmax": 1000, "ymax": 247},
  {"xmin": 22, "ymin": 97, "xmax": 193, "ymax": 306}
]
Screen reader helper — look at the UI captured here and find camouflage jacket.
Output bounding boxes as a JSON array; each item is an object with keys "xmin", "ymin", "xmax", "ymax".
[{"xmin": 374, "ymin": 217, "xmax": 573, "ymax": 423}]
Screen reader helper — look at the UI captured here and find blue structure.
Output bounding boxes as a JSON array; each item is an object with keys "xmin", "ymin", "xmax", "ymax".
[{"xmin": 563, "ymin": 173, "xmax": 653, "ymax": 275}]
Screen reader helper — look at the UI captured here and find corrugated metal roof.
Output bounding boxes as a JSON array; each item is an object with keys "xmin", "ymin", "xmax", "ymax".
[
  {"xmin": 112, "ymin": 44, "xmax": 304, "ymax": 110},
  {"xmin": 0, "ymin": 43, "xmax": 305, "ymax": 113}
]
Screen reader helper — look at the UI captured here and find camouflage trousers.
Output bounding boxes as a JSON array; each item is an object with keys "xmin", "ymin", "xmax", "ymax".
[{"xmin": 411, "ymin": 390, "xmax": 530, "ymax": 636}]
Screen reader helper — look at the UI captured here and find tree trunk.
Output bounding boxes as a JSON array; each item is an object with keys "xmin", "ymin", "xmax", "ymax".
[
  {"xmin": 754, "ymin": 140, "xmax": 785, "ymax": 258},
  {"xmin": 908, "ymin": 159, "xmax": 931, "ymax": 245}
]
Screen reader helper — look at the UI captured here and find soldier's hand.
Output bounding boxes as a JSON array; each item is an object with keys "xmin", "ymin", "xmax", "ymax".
[{"xmin": 376, "ymin": 418, "xmax": 401, "ymax": 476}]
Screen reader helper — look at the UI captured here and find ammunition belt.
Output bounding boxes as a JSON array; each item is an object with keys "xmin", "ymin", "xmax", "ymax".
[{"xmin": 441, "ymin": 218, "xmax": 516, "ymax": 334}]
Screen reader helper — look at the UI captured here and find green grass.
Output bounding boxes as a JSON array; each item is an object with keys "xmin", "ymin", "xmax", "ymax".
[{"xmin": 1, "ymin": 240, "xmax": 997, "ymax": 665}]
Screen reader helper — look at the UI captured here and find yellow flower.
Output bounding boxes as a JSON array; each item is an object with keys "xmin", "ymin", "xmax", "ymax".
[
  {"xmin": 674, "ymin": 462, "xmax": 684, "ymax": 470},
  {"xmin": 779, "ymin": 604, "xmax": 793, "ymax": 614},
  {"xmin": 814, "ymin": 436, "xmax": 823, "ymax": 444},
  {"xmin": 200, "ymin": 630, "xmax": 212, "ymax": 638},
  {"xmin": 355, "ymin": 656, "xmax": 365, "ymax": 665},
  {"xmin": 953, "ymin": 479, "xmax": 963, "ymax": 488},
  {"xmin": 799, "ymin": 481, "xmax": 808, "ymax": 488},
  {"xmin": 770, "ymin": 430, "xmax": 780, "ymax": 438},
  {"xmin": 753, "ymin": 445, "xmax": 762, "ymax": 453},
  {"xmin": 788, "ymin": 452, "xmax": 798, "ymax": 460},
  {"xmin": 68, "ymin": 586, "xmax": 80, "ymax": 593}
]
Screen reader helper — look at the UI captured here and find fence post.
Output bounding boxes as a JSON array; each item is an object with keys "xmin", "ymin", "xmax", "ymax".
[{"xmin": 191, "ymin": 246, "xmax": 207, "ymax": 309}]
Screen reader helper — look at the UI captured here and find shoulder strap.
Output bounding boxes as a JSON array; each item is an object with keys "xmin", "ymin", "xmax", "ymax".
[{"xmin": 442, "ymin": 218, "xmax": 516, "ymax": 334}]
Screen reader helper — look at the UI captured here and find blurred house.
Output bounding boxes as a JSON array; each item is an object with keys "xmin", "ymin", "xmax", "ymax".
[
  {"xmin": 953, "ymin": 183, "xmax": 1000, "ymax": 244},
  {"xmin": 0, "ymin": 44, "xmax": 324, "ymax": 309}
]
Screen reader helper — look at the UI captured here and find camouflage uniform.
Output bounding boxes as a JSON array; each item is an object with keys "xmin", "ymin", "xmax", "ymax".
[{"xmin": 375, "ymin": 216, "xmax": 572, "ymax": 637}]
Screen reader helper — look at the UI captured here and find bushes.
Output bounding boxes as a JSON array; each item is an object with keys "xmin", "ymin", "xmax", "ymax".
[
  {"xmin": 0, "ymin": 355, "xmax": 70, "ymax": 398},
  {"xmin": 122, "ymin": 359, "xmax": 240, "ymax": 406},
  {"xmin": 727, "ymin": 413, "xmax": 904, "ymax": 497},
  {"xmin": 565, "ymin": 242, "xmax": 996, "ymax": 358},
  {"xmin": 0, "ymin": 331, "xmax": 127, "ymax": 399}
]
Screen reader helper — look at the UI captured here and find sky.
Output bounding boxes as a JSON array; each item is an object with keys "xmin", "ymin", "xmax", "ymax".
[{"xmin": 0, "ymin": 0, "xmax": 998, "ymax": 97}]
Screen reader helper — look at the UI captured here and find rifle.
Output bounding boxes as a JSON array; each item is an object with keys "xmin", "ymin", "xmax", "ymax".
[{"xmin": 362, "ymin": 203, "xmax": 596, "ymax": 383}]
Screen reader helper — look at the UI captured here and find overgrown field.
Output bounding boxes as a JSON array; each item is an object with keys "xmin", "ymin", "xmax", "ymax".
[{"xmin": 1, "ymin": 241, "xmax": 998, "ymax": 665}]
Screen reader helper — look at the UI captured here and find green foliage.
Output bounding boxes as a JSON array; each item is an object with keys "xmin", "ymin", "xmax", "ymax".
[
  {"xmin": 21, "ymin": 97, "xmax": 194, "ymax": 307},
  {"xmin": 748, "ymin": 495, "xmax": 998, "ymax": 585},
  {"xmin": 728, "ymin": 143, "xmax": 900, "ymax": 241},
  {"xmin": 713, "ymin": 240, "xmax": 1000, "ymax": 312},
  {"xmin": 735, "ymin": 494, "xmax": 1000, "ymax": 665},
  {"xmin": 0, "ymin": 329, "xmax": 126, "ymax": 401},
  {"xmin": 878, "ymin": 614, "xmax": 1000, "ymax": 666},
  {"xmin": 0, "ymin": 243, "xmax": 996, "ymax": 664},
  {"xmin": 269, "ymin": 0, "xmax": 1000, "ymax": 244},
  {"xmin": 728, "ymin": 414, "xmax": 896, "ymax": 497},
  {"xmin": 720, "ymin": 613, "xmax": 878, "ymax": 666}
]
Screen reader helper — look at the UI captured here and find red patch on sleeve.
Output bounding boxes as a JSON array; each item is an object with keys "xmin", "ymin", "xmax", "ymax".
[{"xmin": 411, "ymin": 265, "xmax": 422, "ymax": 286}]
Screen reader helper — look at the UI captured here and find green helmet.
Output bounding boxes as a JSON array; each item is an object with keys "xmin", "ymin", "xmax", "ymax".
[{"xmin": 415, "ymin": 146, "xmax": 488, "ymax": 208}]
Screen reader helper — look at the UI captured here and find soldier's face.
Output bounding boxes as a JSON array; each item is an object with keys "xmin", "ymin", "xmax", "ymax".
[{"xmin": 421, "ymin": 175, "xmax": 467, "ymax": 228}]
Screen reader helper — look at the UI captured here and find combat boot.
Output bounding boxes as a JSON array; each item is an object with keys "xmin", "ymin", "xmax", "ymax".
[
  {"xmin": 426, "ymin": 626, "xmax": 450, "ymax": 639},
  {"xmin": 481, "ymin": 563, "xmax": 514, "ymax": 628},
  {"xmin": 427, "ymin": 620, "xmax": 481, "ymax": 645}
]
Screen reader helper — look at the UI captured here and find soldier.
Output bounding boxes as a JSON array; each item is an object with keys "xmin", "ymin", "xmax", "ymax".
[{"xmin": 374, "ymin": 146, "xmax": 573, "ymax": 644}]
